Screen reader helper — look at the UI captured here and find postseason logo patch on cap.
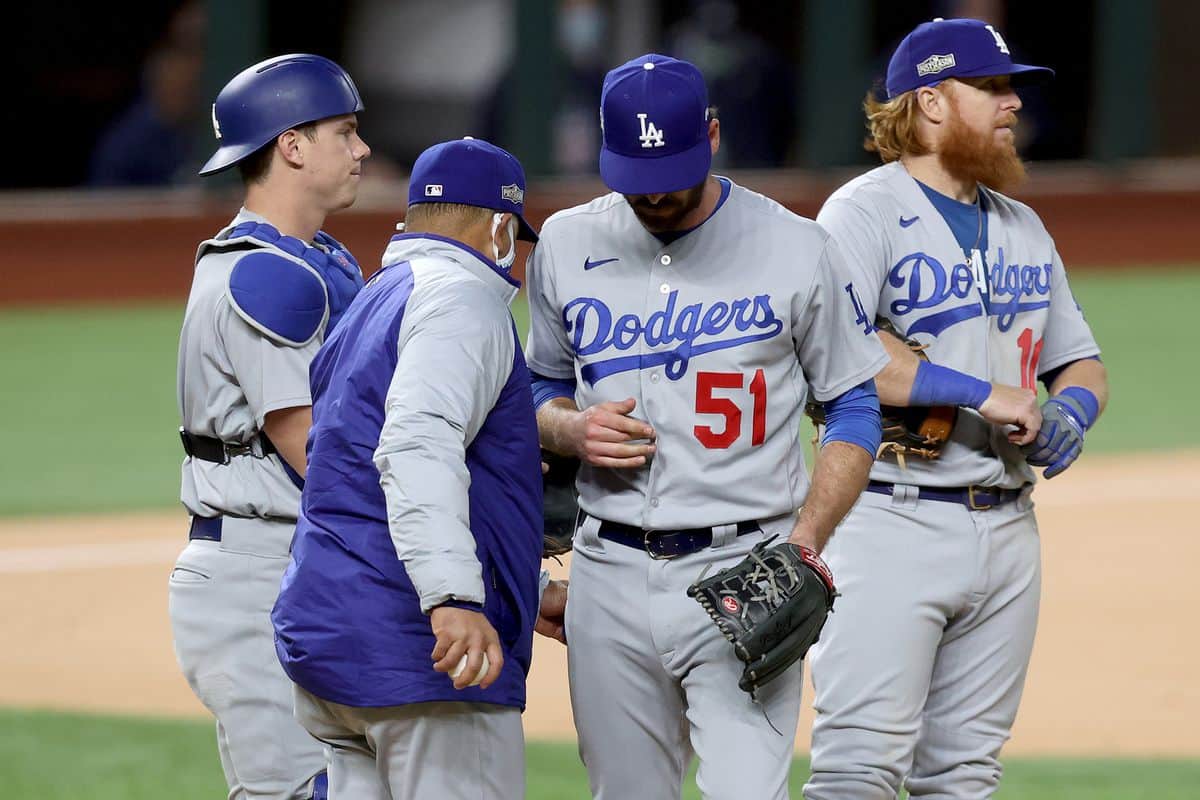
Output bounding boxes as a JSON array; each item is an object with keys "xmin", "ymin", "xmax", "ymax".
[
  {"xmin": 500, "ymin": 183, "xmax": 524, "ymax": 205},
  {"xmin": 916, "ymin": 53, "xmax": 957, "ymax": 77}
]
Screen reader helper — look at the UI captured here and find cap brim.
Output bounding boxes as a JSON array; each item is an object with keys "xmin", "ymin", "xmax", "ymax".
[
  {"xmin": 960, "ymin": 62, "xmax": 1055, "ymax": 86},
  {"xmin": 515, "ymin": 212, "xmax": 538, "ymax": 243},
  {"xmin": 198, "ymin": 144, "xmax": 259, "ymax": 177},
  {"xmin": 600, "ymin": 135, "xmax": 712, "ymax": 195}
]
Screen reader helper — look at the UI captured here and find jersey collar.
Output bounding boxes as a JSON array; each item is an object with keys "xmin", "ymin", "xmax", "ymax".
[{"xmin": 382, "ymin": 232, "xmax": 521, "ymax": 305}]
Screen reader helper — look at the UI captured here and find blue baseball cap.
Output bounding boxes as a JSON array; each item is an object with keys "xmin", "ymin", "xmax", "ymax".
[
  {"xmin": 599, "ymin": 54, "xmax": 711, "ymax": 195},
  {"xmin": 407, "ymin": 137, "xmax": 538, "ymax": 242},
  {"xmin": 886, "ymin": 18, "xmax": 1054, "ymax": 99}
]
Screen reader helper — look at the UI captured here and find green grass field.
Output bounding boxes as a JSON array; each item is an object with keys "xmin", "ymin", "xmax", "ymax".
[
  {"xmin": 0, "ymin": 267, "xmax": 1195, "ymax": 517},
  {"xmin": 1, "ymin": 708, "xmax": 1197, "ymax": 799},
  {"xmin": 0, "ymin": 270, "xmax": 1197, "ymax": 793}
]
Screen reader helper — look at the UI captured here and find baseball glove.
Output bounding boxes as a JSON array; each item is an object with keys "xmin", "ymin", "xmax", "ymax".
[
  {"xmin": 806, "ymin": 317, "xmax": 956, "ymax": 467},
  {"xmin": 541, "ymin": 449, "xmax": 579, "ymax": 558},
  {"xmin": 687, "ymin": 537, "xmax": 836, "ymax": 695}
]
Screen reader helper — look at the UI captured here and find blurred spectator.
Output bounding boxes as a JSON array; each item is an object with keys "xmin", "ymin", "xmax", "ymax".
[
  {"xmin": 664, "ymin": 0, "xmax": 795, "ymax": 168},
  {"xmin": 480, "ymin": 0, "xmax": 609, "ymax": 175},
  {"xmin": 88, "ymin": 2, "xmax": 204, "ymax": 187}
]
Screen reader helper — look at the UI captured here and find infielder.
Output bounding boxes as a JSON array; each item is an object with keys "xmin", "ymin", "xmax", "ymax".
[
  {"xmin": 805, "ymin": 19, "xmax": 1109, "ymax": 799},
  {"xmin": 272, "ymin": 137, "xmax": 567, "ymax": 800},
  {"xmin": 169, "ymin": 54, "xmax": 369, "ymax": 799},
  {"xmin": 527, "ymin": 54, "xmax": 889, "ymax": 799}
]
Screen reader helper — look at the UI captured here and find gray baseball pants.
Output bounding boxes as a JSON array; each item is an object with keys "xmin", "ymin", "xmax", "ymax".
[
  {"xmin": 168, "ymin": 516, "xmax": 326, "ymax": 799},
  {"xmin": 804, "ymin": 487, "xmax": 1041, "ymax": 800},
  {"xmin": 567, "ymin": 512, "xmax": 804, "ymax": 800},
  {"xmin": 292, "ymin": 686, "xmax": 524, "ymax": 799}
]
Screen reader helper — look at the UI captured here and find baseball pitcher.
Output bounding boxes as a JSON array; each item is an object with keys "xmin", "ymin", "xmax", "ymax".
[
  {"xmin": 169, "ymin": 54, "xmax": 369, "ymax": 800},
  {"xmin": 804, "ymin": 19, "xmax": 1109, "ymax": 800},
  {"xmin": 527, "ymin": 54, "xmax": 888, "ymax": 799}
]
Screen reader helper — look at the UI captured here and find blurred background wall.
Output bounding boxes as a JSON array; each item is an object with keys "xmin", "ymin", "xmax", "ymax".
[
  {"xmin": 4, "ymin": 0, "xmax": 1199, "ymax": 191},
  {"xmin": 3, "ymin": 0, "xmax": 1197, "ymax": 307}
]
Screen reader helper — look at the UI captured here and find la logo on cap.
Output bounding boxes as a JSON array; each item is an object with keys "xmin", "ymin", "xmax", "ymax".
[
  {"xmin": 986, "ymin": 24, "xmax": 1010, "ymax": 54},
  {"xmin": 638, "ymin": 113, "xmax": 665, "ymax": 149}
]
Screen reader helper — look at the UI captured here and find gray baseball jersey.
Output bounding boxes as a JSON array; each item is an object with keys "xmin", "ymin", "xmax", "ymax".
[
  {"xmin": 177, "ymin": 208, "xmax": 318, "ymax": 520},
  {"xmin": 526, "ymin": 179, "xmax": 889, "ymax": 528},
  {"xmin": 806, "ymin": 162, "xmax": 1100, "ymax": 799},
  {"xmin": 171, "ymin": 208, "xmax": 345, "ymax": 798},
  {"xmin": 817, "ymin": 162, "xmax": 1100, "ymax": 489},
  {"xmin": 528, "ymin": 179, "xmax": 887, "ymax": 800}
]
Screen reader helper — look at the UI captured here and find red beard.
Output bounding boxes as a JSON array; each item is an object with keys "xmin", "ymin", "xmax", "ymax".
[{"xmin": 940, "ymin": 103, "xmax": 1027, "ymax": 194}]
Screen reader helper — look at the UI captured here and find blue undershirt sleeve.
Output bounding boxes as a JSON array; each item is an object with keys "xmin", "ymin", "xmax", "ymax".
[
  {"xmin": 531, "ymin": 370, "xmax": 576, "ymax": 411},
  {"xmin": 821, "ymin": 380, "xmax": 883, "ymax": 457}
]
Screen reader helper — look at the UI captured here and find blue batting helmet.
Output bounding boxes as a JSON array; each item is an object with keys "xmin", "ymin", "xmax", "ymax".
[{"xmin": 199, "ymin": 53, "xmax": 364, "ymax": 177}]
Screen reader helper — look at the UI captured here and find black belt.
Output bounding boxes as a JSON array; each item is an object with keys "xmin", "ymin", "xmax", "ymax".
[
  {"xmin": 597, "ymin": 518, "xmax": 759, "ymax": 560},
  {"xmin": 188, "ymin": 516, "xmax": 223, "ymax": 541},
  {"xmin": 866, "ymin": 480, "xmax": 1025, "ymax": 511},
  {"xmin": 180, "ymin": 428, "xmax": 276, "ymax": 464}
]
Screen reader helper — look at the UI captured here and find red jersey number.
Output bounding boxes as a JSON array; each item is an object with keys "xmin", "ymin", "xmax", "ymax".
[
  {"xmin": 694, "ymin": 369, "xmax": 767, "ymax": 449},
  {"xmin": 1017, "ymin": 327, "xmax": 1044, "ymax": 390}
]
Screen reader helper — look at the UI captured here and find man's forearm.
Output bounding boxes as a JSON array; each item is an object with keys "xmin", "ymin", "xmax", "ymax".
[
  {"xmin": 874, "ymin": 332, "xmax": 920, "ymax": 406},
  {"xmin": 537, "ymin": 397, "xmax": 580, "ymax": 456},
  {"xmin": 1048, "ymin": 358, "xmax": 1109, "ymax": 418},
  {"xmin": 789, "ymin": 440, "xmax": 874, "ymax": 553}
]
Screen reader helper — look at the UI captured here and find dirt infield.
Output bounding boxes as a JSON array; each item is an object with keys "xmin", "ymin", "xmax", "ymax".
[{"xmin": 2, "ymin": 451, "xmax": 1197, "ymax": 756}]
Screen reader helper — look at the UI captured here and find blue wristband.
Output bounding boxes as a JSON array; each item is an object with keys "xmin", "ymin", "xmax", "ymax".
[
  {"xmin": 910, "ymin": 361, "xmax": 992, "ymax": 409},
  {"xmin": 1056, "ymin": 386, "xmax": 1099, "ymax": 430}
]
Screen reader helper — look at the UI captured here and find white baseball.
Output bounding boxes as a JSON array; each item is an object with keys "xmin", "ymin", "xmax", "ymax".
[{"xmin": 449, "ymin": 652, "xmax": 489, "ymax": 687}]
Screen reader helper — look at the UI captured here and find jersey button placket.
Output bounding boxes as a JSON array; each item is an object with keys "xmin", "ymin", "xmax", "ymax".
[{"xmin": 640, "ymin": 249, "xmax": 673, "ymax": 526}]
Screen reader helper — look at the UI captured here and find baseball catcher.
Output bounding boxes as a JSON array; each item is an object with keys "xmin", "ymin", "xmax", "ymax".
[{"xmin": 688, "ymin": 537, "xmax": 836, "ymax": 694}]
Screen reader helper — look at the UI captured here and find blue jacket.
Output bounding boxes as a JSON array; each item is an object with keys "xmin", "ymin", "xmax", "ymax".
[{"xmin": 272, "ymin": 234, "xmax": 543, "ymax": 708}]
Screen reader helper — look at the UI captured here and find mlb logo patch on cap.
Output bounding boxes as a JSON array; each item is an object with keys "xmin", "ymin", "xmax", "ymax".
[{"xmin": 424, "ymin": 184, "xmax": 443, "ymax": 197}]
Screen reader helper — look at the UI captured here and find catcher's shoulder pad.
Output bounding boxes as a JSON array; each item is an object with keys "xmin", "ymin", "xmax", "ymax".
[
  {"xmin": 227, "ymin": 250, "xmax": 329, "ymax": 347},
  {"xmin": 310, "ymin": 231, "xmax": 365, "ymax": 333}
]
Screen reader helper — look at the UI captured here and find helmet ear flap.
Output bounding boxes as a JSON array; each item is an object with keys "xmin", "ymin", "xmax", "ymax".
[{"xmin": 199, "ymin": 54, "xmax": 363, "ymax": 177}]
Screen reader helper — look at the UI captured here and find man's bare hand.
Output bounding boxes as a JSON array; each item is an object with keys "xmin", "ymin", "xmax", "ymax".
[
  {"xmin": 430, "ymin": 606, "xmax": 504, "ymax": 689},
  {"xmin": 566, "ymin": 398, "xmax": 656, "ymax": 468},
  {"xmin": 979, "ymin": 384, "xmax": 1042, "ymax": 446}
]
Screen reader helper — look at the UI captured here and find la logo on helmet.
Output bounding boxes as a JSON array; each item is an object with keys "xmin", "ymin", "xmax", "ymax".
[
  {"xmin": 637, "ymin": 113, "xmax": 665, "ymax": 148},
  {"xmin": 985, "ymin": 24, "xmax": 1010, "ymax": 55}
]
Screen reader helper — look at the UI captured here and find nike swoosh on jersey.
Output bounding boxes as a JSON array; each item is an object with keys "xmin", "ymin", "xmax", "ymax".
[
  {"xmin": 899, "ymin": 215, "xmax": 920, "ymax": 228},
  {"xmin": 583, "ymin": 257, "xmax": 620, "ymax": 271}
]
